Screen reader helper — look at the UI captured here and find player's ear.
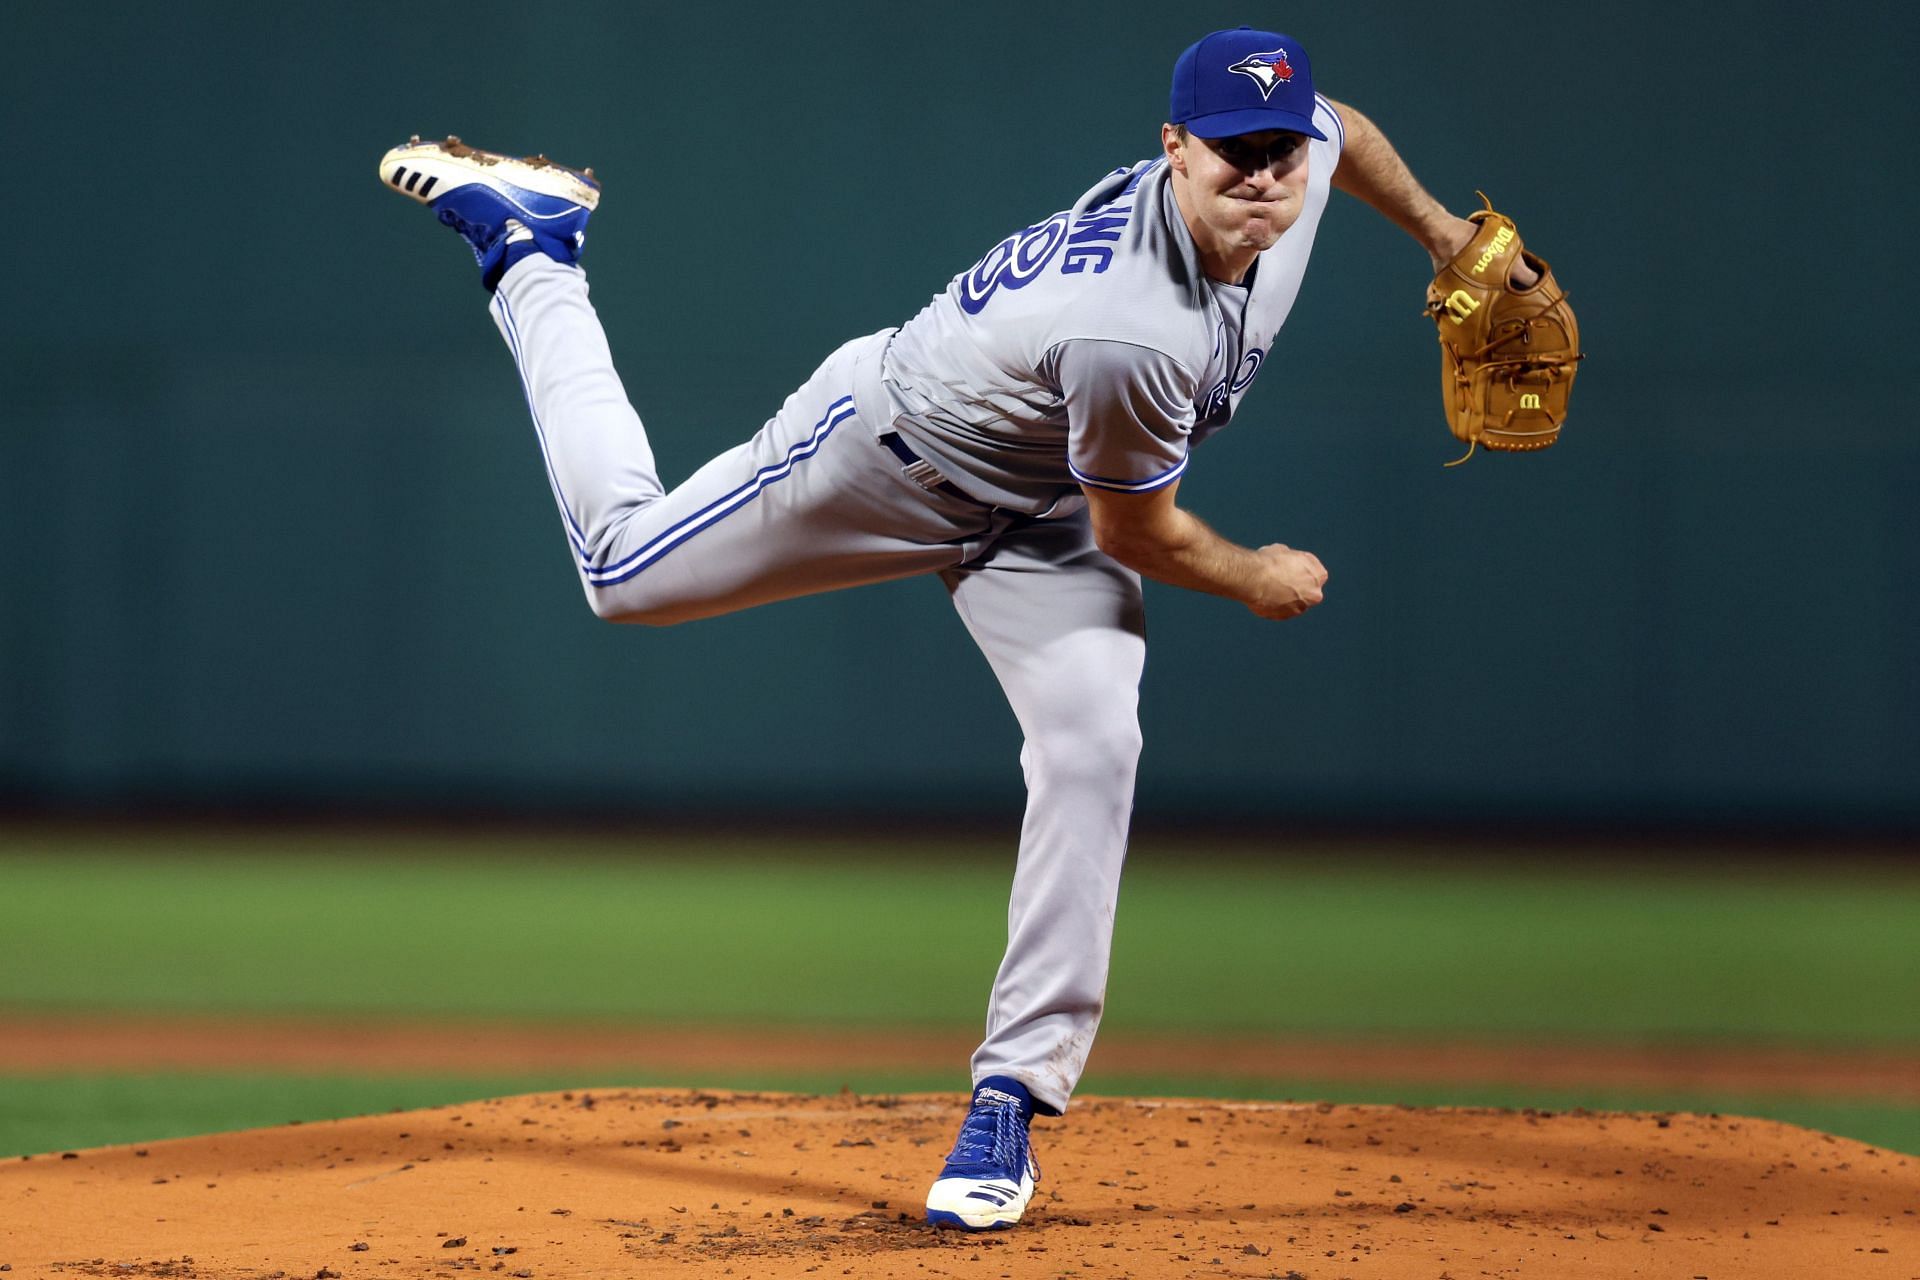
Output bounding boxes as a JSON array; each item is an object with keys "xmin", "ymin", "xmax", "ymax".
[{"xmin": 1161, "ymin": 123, "xmax": 1188, "ymax": 173}]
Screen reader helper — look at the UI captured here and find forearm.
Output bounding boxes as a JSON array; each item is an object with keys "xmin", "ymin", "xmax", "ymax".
[
  {"xmin": 1326, "ymin": 98, "xmax": 1474, "ymax": 266},
  {"xmin": 1100, "ymin": 505, "xmax": 1268, "ymax": 602},
  {"xmin": 1086, "ymin": 487, "xmax": 1325, "ymax": 621}
]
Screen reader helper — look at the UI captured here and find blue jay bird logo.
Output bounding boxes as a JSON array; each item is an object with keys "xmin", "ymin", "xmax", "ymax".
[{"xmin": 1226, "ymin": 49, "xmax": 1297, "ymax": 100}]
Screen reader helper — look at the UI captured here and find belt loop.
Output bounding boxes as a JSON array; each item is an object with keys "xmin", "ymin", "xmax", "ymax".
[
  {"xmin": 877, "ymin": 429, "xmax": 1001, "ymax": 513},
  {"xmin": 880, "ymin": 431, "xmax": 952, "ymax": 494},
  {"xmin": 901, "ymin": 456, "xmax": 947, "ymax": 492}
]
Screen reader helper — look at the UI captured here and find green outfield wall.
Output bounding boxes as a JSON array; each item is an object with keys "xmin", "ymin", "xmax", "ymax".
[{"xmin": 2, "ymin": 3, "xmax": 1913, "ymax": 827}]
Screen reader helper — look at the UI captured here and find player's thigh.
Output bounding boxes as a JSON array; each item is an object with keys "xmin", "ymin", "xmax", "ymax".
[
  {"xmin": 586, "ymin": 349, "xmax": 995, "ymax": 623},
  {"xmin": 944, "ymin": 517, "xmax": 1147, "ymax": 743}
]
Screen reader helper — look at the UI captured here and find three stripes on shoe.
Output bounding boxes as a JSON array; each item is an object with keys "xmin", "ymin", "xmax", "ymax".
[{"xmin": 387, "ymin": 166, "xmax": 438, "ymax": 198}]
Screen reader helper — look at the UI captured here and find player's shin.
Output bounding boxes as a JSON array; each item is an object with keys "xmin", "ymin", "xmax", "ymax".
[{"xmin": 487, "ymin": 257, "xmax": 666, "ymax": 569}]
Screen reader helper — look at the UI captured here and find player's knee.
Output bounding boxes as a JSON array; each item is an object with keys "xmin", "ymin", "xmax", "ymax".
[
  {"xmin": 1027, "ymin": 710, "xmax": 1143, "ymax": 789},
  {"xmin": 583, "ymin": 585, "xmax": 687, "ymax": 627}
]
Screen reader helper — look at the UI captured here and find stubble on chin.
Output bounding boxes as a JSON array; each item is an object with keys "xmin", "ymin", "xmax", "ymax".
[
  {"xmin": 1251, "ymin": 201, "xmax": 1301, "ymax": 244},
  {"xmin": 1236, "ymin": 210, "xmax": 1288, "ymax": 250}
]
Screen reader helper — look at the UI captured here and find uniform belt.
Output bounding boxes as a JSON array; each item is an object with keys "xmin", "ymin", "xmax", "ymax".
[{"xmin": 878, "ymin": 431, "xmax": 979, "ymax": 504}]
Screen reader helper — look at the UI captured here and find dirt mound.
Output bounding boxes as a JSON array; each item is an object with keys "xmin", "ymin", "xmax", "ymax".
[{"xmin": 3, "ymin": 1089, "xmax": 1914, "ymax": 1278}]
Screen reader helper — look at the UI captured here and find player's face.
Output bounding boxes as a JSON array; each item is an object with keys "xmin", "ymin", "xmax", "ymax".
[{"xmin": 1163, "ymin": 125, "xmax": 1310, "ymax": 271}]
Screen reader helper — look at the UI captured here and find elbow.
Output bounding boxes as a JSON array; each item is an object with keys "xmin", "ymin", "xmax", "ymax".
[
  {"xmin": 1085, "ymin": 482, "xmax": 1188, "ymax": 569},
  {"xmin": 1090, "ymin": 521, "xmax": 1157, "ymax": 571},
  {"xmin": 1090, "ymin": 508, "xmax": 1187, "ymax": 571},
  {"xmin": 1088, "ymin": 512, "xmax": 1127, "ymax": 559}
]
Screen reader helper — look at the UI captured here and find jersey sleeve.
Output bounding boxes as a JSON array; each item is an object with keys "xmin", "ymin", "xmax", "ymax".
[
  {"xmin": 1313, "ymin": 92, "xmax": 1346, "ymax": 156},
  {"xmin": 1049, "ymin": 339, "xmax": 1197, "ymax": 494}
]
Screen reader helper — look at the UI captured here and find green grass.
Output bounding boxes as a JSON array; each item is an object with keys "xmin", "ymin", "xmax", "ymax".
[
  {"xmin": 3, "ymin": 829, "xmax": 1916, "ymax": 1160},
  {"xmin": 5, "ymin": 1072, "xmax": 1914, "ymax": 1162},
  {"xmin": 2, "ymin": 830, "xmax": 1917, "ymax": 1044}
]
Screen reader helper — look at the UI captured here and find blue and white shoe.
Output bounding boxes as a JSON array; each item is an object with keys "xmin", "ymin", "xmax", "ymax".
[
  {"xmin": 377, "ymin": 135, "xmax": 600, "ymax": 290},
  {"xmin": 925, "ymin": 1076, "xmax": 1041, "ymax": 1230}
]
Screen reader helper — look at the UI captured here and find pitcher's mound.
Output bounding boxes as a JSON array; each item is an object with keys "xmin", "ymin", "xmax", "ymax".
[{"xmin": 3, "ymin": 1089, "xmax": 1913, "ymax": 1278}]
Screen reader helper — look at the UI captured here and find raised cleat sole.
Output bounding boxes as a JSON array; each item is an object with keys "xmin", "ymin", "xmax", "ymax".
[{"xmin": 377, "ymin": 137, "xmax": 600, "ymax": 211}]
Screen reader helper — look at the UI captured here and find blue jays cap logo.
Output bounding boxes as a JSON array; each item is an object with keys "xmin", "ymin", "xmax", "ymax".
[{"xmin": 1226, "ymin": 48, "xmax": 1297, "ymax": 100}]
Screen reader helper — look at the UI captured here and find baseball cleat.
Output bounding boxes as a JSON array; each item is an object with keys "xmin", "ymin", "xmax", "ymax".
[
  {"xmin": 925, "ymin": 1077, "xmax": 1041, "ymax": 1230},
  {"xmin": 377, "ymin": 136, "xmax": 600, "ymax": 288}
]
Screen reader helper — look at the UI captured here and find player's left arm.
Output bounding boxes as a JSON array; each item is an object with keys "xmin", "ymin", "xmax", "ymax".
[{"xmin": 1322, "ymin": 98, "xmax": 1537, "ymax": 284}]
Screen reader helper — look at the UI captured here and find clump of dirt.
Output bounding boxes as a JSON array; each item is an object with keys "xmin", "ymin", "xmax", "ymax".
[{"xmin": 3, "ymin": 1089, "xmax": 1914, "ymax": 1278}]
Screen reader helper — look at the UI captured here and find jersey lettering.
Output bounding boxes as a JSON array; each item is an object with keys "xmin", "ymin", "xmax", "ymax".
[
  {"xmin": 1061, "ymin": 209, "xmax": 1132, "ymax": 275},
  {"xmin": 1231, "ymin": 347, "xmax": 1266, "ymax": 393},
  {"xmin": 1198, "ymin": 347, "xmax": 1267, "ymax": 421},
  {"xmin": 958, "ymin": 213, "xmax": 1072, "ymax": 315},
  {"xmin": 1198, "ymin": 378, "xmax": 1230, "ymax": 421},
  {"xmin": 960, "ymin": 173, "xmax": 1147, "ymax": 307}
]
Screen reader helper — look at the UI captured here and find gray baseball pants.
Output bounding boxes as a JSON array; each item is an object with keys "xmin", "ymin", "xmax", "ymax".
[{"xmin": 489, "ymin": 256, "xmax": 1146, "ymax": 1113}]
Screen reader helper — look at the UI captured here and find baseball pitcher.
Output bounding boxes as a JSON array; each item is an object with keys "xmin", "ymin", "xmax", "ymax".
[{"xmin": 377, "ymin": 25, "xmax": 1577, "ymax": 1231}]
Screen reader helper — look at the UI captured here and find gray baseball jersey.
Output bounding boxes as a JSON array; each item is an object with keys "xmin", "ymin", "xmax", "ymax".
[{"xmin": 881, "ymin": 93, "xmax": 1345, "ymax": 514}]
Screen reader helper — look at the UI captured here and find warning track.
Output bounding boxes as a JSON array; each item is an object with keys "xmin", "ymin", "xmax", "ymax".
[{"xmin": 4, "ymin": 1014, "xmax": 1917, "ymax": 1101}]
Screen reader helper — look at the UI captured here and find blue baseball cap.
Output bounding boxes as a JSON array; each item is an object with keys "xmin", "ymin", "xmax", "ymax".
[{"xmin": 1169, "ymin": 27, "xmax": 1326, "ymax": 141}]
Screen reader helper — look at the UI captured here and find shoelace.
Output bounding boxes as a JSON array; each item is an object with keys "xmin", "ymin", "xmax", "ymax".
[
  {"xmin": 436, "ymin": 207, "xmax": 495, "ymax": 264},
  {"xmin": 948, "ymin": 1097, "xmax": 1035, "ymax": 1179}
]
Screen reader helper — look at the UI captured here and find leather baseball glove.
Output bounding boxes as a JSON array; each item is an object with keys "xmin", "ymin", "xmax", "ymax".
[{"xmin": 1426, "ymin": 195, "xmax": 1582, "ymax": 463}]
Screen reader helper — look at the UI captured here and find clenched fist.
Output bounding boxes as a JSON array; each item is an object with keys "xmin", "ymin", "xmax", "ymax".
[{"xmin": 1245, "ymin": 543, "xmax": 1328, "ymax": 620}]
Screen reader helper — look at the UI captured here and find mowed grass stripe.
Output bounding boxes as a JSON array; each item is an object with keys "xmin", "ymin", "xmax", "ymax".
[{"xmin": 1, "ymin": 831, "xmax": 1916, "ymax": 1044}]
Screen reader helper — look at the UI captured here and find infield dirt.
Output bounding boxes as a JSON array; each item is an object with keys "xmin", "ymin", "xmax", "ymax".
[{"xmin": 4, "ymin": 1089, "xmax": 1916, "ymax": 1279}]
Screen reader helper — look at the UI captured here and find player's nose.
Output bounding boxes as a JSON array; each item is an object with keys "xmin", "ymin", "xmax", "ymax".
[
  {"xmin": 1244, "ymin": 148, "xmax": 1294, "ymax": 182},
  {"xmin": 1237, "ymin": 168, "xmax": 1278, "ymax": 196}
]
